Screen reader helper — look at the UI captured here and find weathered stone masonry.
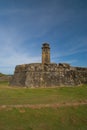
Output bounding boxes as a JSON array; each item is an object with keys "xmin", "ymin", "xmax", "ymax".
[{"xmin": 10, "ymin": 43, "xmax": 87, "ymax": 87}]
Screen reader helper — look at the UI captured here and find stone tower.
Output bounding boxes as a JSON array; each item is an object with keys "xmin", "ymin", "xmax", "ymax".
[{"xmin": 42, "ymin": 43, "xmax": 50, "ymax": 64}]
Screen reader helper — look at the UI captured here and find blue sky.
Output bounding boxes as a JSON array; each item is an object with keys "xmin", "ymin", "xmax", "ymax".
[{"xmin": 0, "ymin": 0, "xmax": 87, "ymax": 74}]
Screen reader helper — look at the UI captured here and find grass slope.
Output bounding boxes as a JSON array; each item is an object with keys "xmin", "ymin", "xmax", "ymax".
[
  {"xmin": 0, "ymin": 82, "xmax": 87, "ymax": 130},
  {"xmin": 0, "ymin": 82, "xmax": 87, "ymax": 105},
  {"xmin": 0, "ymin": 106, "xmax": 87, "ymax": 130}
]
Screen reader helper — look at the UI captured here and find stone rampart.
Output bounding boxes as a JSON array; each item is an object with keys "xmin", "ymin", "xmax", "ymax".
[{"xmin": 10, "ymin": 63, "xmax": 87, "ymax": 87}]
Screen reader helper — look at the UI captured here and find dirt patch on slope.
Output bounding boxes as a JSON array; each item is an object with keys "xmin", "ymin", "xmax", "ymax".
[{"xmin": 0, "ymin": 100, "xmax": 87, "ymax": 110}]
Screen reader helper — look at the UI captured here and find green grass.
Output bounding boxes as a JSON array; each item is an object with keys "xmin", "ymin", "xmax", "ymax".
[
  {"xmin": 0, "ymin": 81, "xmax": 9, "ymax": 85},
  {"xmin": 0, "ymin": 106, "xmax": 87, "ymax": 130},
  {"xmin": 0, "ymin": 82, "xmax": 87, "ymax": 105},
  {"xmin": 0, "ymin": 73, "xmax": 5, "ymax": 77},
  {"xmin": 0, "ymin": 82, "xmax": 87, "ymax": 130}
]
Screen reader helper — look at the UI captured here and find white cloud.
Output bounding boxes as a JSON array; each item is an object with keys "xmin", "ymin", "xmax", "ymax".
[
  {"xmin": 52, "ymin": 36, "xmax": 87, "ymax": 59},
  {"xmin": 0, "ymin": 26, "xmax": 41, "ymax": 74}
]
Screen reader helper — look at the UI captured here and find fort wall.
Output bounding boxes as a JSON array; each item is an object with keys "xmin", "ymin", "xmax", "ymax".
[
  {"xmin": 10, "ymin": 43, "xmax": 87, "ymax": 87},
  {"xmin": 10, "ymin": 63, "xmax": 87, "ymax": 87}
]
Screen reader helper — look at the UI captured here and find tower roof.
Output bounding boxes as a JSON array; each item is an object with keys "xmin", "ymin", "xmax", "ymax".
[{"xmin": 42, "ymin": 43, "xmax": 50, "ymax": 48}]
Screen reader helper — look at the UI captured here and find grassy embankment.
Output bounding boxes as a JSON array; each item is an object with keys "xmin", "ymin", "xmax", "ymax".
[{"xmin": 0, "ymin": 81, "xmax": 87, "ymax": 130}]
